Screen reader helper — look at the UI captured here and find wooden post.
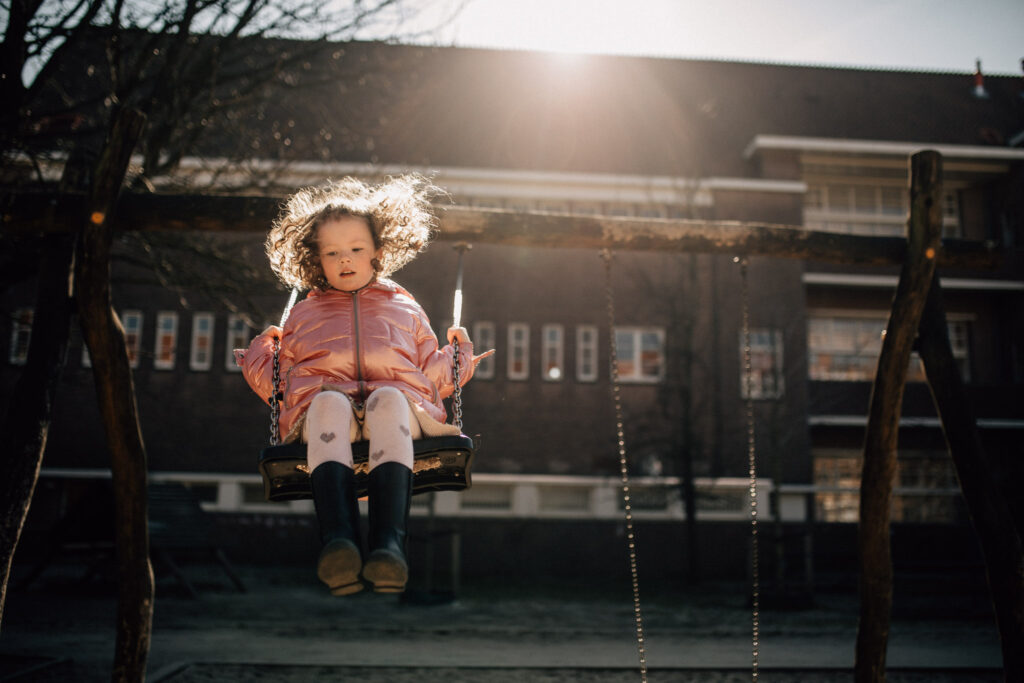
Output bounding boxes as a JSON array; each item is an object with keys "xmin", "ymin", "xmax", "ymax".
[
  {"xmin": 855, "ymin": 150, "xmax": 944, "ymax": 683},
  {"xmin": 73, "ymin": 107, "xmax": 153, "ymax": 683},
  {"xmin": 917, "ymin": 274, "xmax": 1024, "ymax": 679},
  {"xmin": 0, "ymin": 235, "xmax": 75, "ymax": 626},
  {"xmin": 0, "ymin": 146, "xmax": 91, "ymax": 627}
]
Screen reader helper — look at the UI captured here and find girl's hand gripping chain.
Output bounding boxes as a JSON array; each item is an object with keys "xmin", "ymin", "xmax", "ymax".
[{"xmin": 447, "ymin": 326, "xmax": 495, "ymax": 366}]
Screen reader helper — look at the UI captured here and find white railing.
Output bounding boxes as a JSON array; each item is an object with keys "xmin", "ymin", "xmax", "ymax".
[
  {"xmin": 37, "ymin": 468, "xmax": 963, "ymax": 523},
  {"xmin": 39, "ymin": 468, "xmax": 769, "ymax": 521}
]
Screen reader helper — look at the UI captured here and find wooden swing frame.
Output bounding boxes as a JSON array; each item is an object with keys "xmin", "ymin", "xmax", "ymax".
[{"xmin": 7, "ymin": 150, "xmax": 1021, "ymax": 682}]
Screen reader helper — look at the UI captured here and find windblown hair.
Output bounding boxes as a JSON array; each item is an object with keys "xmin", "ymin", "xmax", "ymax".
[{"xmin": 265, "ymin": 175, "xmax": 444, "ymax": 290}]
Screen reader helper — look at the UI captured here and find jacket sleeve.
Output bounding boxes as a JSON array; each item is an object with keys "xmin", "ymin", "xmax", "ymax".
[
  {"xmin": 414, "ymin": 308, "xmax": 474, "ymax": 400},
  {"xmin": 241, "ymin": 330, "xmax": 288, "ymax": 406}
]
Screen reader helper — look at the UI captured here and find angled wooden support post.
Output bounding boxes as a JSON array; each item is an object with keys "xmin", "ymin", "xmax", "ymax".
[
  {"xmin": 917, "ymin": 274, "xmax": 1024, "ymax": 679},
  {"xmin": 855, "ymin": 150, "xmax": 944, "ymax": 683},
  {"xmin": 74, "ymin": 106, "xmax": 153, "ymax": 683}
]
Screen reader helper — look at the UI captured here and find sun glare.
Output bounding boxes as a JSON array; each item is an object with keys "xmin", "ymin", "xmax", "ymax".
[{"xmin": 451, "ymin": 0, "xmax": 672, "ymax": 58}]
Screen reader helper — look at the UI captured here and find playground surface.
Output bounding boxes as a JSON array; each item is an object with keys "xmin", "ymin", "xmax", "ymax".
[{"xmin": 0, "ymin": 563, "xmax": 1004, "ymax": 682}]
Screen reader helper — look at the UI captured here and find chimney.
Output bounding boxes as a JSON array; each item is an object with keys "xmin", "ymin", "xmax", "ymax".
[{"xmin": 973, "ymin": 59, "xmax": 989, "ymax": 99}]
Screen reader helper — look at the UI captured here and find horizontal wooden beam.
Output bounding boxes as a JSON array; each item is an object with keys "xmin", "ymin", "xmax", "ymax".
[
  {"xmin": 2, "ymin": 191, "xmax": 1003, "ymax": 268},
  {"xmin": 438, "ymin": 206, "xmax": 1000, "ymax": 268}
]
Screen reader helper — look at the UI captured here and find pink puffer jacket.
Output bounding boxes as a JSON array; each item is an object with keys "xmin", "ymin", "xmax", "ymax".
[{"xmin": 241, "ymin": 279, "xmax": 474, "ymax": 438}]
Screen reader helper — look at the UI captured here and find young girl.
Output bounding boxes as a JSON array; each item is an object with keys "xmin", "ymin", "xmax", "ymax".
[{"xmin": 240, "ymin": 175, "xmax": 492, "ymax": 596}]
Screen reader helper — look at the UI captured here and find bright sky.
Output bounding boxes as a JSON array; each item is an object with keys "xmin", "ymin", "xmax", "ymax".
[{"xmin": 396, "ymin": 0, "xmax": 1023, "ymax": 75}]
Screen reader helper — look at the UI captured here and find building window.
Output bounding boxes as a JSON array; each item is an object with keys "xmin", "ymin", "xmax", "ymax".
[
  {"xmin": 808, "ymin": 313, "xmax": 969, "ymax": 382},
  {"xmin": 614, "ymin": 327, "xmax": 665, "ymax": 383},
  {"xmin": 506, "ymin": 200, "xmax": 533, "ymax": 214},
  {"xmin": 472, "ymin": 321, "xmax": 495, "ymax": 380},
  {"xmin": 507, "ymin": 323, "xmax": 529, "ymax": 380},
  {"xmin": 122, "ymin": 310, "xmax": 143, "ymax": 369},
  {"xmin": 535, "ymin": 200, "xmax": 570, "ymax": 214},
  {"xmin": 541, "ymin": 324, "xmax": 564, "ymax": 381},
  {"xmin": 814, "ymin": 449, "xmax": 960, "ymax": 523},
  {"xmin": 576, "ymin": 325, "xmax": 599, "ymax": 382},
  {"xmin": 804, "ymin": 183, "xmax": 961, "ymax": 238},
  {"xmin": 471, "ymin": 198, "xmax": 503, "ymax": 209},
  {"xmin": 190, "ymin": 313, "xmax": 215, "ymax": 371},
  {"xmin": 9, "ymin": 308, "xmax": 33, "ymax": 365},
  {"xmin": 636, "ymin": 205, "xmax": 664, "ymax": 218},
  {"xmin": 154, "ymin": 312, "xmax": 178, "ymax": 370},
  {"xmin": 740, "ymin": 329, "xmax": 784, "ymax": 399},
  {"xmin": 571, "ymin": 202, "xmax": 600, "ymax": 216},
  {"xmin": 226, "ymin": 315, "xmax": 250, "ymax": 373}
]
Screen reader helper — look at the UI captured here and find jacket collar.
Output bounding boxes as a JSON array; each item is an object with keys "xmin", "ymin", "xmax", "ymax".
[{"xmin": 310, "ymin": 277, "xmax": 404, "ymax": 299}]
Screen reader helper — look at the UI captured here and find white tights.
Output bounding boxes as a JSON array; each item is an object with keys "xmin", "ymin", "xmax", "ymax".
[{"xmin": 304, "ymin": 387, "xmax": 420, "ymax": 472}]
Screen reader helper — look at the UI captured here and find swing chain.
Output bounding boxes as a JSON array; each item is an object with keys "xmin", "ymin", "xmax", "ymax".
[
  {"xmin": 270, "ymin": 335, "xmax": 281, "ymax": 446},
  {"xmin": 737, "ymin": 256, "xmax": 761, "ymax": 681},
  {"xmin": 601, "ymin": 249, "xmax": 648, "ymax": 683},
  {"xmin": 452, "ymin": 338, "xmax": 463, "ymax": 431},
  {"xmin": 268, "ymin": 288, "xmax": 299, "ymax": 447}
]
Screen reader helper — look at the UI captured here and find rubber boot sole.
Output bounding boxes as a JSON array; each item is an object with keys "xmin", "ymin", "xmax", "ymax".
[
  {"xmin": 362, "ymin": 549, "xmax": 408, "ymax": 593},
  {"xmin": 317, "ymin": 539, "xmax": 363, "ymax": 596}
]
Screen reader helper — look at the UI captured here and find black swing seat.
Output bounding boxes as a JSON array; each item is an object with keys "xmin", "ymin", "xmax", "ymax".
[{"xmin": 258, "ymin": 434, "xmax": 475, "ymax": 502}]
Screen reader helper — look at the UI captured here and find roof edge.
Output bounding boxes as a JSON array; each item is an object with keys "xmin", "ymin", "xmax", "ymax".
[{"xmin": 744, "ymin": 135, "xmax": 1024, "ymax": 161}]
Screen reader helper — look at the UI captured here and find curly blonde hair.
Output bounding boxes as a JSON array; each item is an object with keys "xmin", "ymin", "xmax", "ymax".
[{"xmin": 265, "ymin": 175, "xmax": 444, "ymax": 289}]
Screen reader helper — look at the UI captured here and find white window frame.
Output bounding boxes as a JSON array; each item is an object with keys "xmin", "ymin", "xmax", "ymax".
[
  {"xmin": 190, "ymin": 312, "xmax": 215, "ymax": 371},
  {"xmin": 541, "ymin": 324, "xmax": 564, "ymax": 382},
  {"xmin": 740, "ymin": 328, "xmax": 785, "ymax": 399},
  {"xmin": 122, "ymin": 310, "xmax": 143, "ymax": 369},
  {"xmin": 808, "ymin": 309, "xmax": 970, "ymax": 382},
  {"xmin": 154, "ymin": 311, "xmax": 179, "ymax": 370},
  {"xmin": 471, "ymin": 198, "xmax": 503, "ymax": 209},
  {"xmin": 570, "ymin": 202, "xmax": 601, "ymax": 216},
  {"xmin": 604, "ymin": 202, "xmax": 633, "ymax": 217},
  {"xmin": 507, "ymin": 323, "xmax": 530, "ymax": 381},
  {"xmin": 535, "ymin": 200, "xmax": 570, "ymax": 214},
  {"xmin": 804, "ymin": 181, "xmax": 961, "ymax": 239},
  {"xmin": 9, "ymin": 308, "xmax": 33, "ymax": 365},
  {"xmin": 576, "ymin": 325, "xmax": 599, "ymax": 382},
  {"xmin": 226, "ymin": 314, "xmax": 250, "ymax": 373},
  {"xmin": 472, "ymin": 321, "xmax": 495, "ymax": 380},
  {"xmin": 614, "ymin": 326, "xmax": 665, "ymax": 383}
]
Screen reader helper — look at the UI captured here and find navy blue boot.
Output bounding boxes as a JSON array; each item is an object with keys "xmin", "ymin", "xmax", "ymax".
[
  {"xmin": 362, "ymin": 462, "xmax": 413, "ymax": 593},
  {"xmin": 310, "ymin": 462, "xmax": 363, "ymax": 596}
]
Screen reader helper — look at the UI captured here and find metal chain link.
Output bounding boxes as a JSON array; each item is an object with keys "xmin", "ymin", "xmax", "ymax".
[
  {"xmin": 268, "ymin": 288, "xmax": 299, "ymax": 446},
  {"xmin": 270, "ymin": 335, "xmax": 282, "ymax": 445},
  {"xmin": 452, "ymin": 338, "xmax": 463, "ymax": 431},
  {"xmin": 602, "ymin": 249, "xmax": 648, "ymax": 683},
  {"xmin": 737, "ymin": 256, "xmax": 761, "ymax": 681}
]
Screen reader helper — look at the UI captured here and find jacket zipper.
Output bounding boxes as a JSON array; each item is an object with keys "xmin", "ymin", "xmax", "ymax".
[{"xmin": 351, "ymin": 290, "xmax": 367, "ymax": 403}]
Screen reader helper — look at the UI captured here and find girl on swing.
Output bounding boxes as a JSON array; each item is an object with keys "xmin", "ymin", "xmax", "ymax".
[{"xmin": 239, "ymin": 175, "xmax": 492, "ymax": 596}]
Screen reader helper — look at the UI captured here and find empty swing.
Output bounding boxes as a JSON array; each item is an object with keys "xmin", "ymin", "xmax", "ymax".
[
  {"xmin": 257, "ymin": 244, "xmax": 477, "ymax": 502},
  {"xmin": 601, "ymin": 250, "xmax": 762, "ymax": 683}
]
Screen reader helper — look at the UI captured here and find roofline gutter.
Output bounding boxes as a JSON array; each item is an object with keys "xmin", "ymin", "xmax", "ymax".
[
  {"xmin": 744, "ymin": 135, "xmax": 1024, "ymax": 161},
  {"xmin": 802, "ymin": 272, "xmax": 1024, "ymax": 290}
]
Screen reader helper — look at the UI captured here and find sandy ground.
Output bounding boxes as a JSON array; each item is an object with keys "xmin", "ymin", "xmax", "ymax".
[{"xmin": 0, "ymin": 562, "xmax": 1005, "ymax": 682}]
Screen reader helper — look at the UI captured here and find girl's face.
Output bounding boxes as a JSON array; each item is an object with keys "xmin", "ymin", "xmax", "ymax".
[{"xmin": 317, "ymin": 215, "xmax": 382, "ymax": 292}]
